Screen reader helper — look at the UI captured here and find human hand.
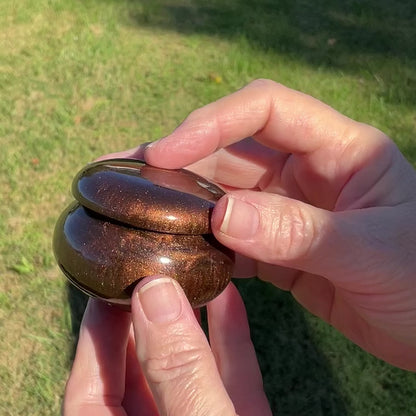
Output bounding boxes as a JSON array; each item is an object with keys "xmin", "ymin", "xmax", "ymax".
[
  {"xmin": 137, "ymin": 79, "xmax": 416, "ymax": 371},
  {"xmin": 63, "ymin": 278, "xmax": 272, "ymax": 415}
]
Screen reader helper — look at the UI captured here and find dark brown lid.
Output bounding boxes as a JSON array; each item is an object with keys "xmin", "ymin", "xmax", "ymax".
[{"xmin": 72, "ymin": 158, "xmax": 225, "ymax": 234}]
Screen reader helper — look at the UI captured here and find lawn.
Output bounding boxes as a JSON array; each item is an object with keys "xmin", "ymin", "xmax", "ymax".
[{"xmin": 1, "ymin": 0, "xmax": 415, "ymax": 414}]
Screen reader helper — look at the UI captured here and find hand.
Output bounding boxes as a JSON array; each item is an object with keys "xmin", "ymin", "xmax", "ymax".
[
  {"xmin": 137, "ymin": 79, "xmax": 416, "ymax": 370},
  {"xmin": 63, "ymin": 278, "xmax": 272, "ymax": 415}
]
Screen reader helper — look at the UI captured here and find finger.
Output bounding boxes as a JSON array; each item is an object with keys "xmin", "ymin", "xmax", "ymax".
[
  {"xmin": 122, "ymin": 327, "xmax": 159, "ymax": 416},
  {"xmin": 211, "ymin": 189, "xmax": 328, "ymax": 275},
  {"xmin": 131, "ymin": 276, "xmax": 236, "ymax": 416},
  {"xmin": 207, "ymin": 284, "xmax": 272, "ymax": 416},
  {"xmin": 144, "ymin": 79, "xmax": 386, "ymax": 171},
  {"xmin": 145, "ymin": 79, "xmax": 396, "ymax": 210},
  {"xmin": 211, "ymin": 189, "xmax": 408, "ymax": 287},
  {"xmin": 186, "ymin": 137, "xmax": 288, "ymax": 191},
  {"xmin": 94, "ymin": 143, "xmax": 150, "ymax": 162},
  {"xmin": 63, "ymin": 299, "xmax": 131, "ymax": 416},
  {"xmin": 233, "ymin": 252, "xmax": 257, "ymax": 278}
]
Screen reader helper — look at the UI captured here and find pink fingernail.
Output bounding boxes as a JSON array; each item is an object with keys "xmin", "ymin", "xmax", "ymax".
[
  {"xmin": 138, "ymin": 278, "xmax": 182, "ymax": 323},
  {"xmin": 218, "ymin": 196, "xmax": 259, "ymax": 240}
]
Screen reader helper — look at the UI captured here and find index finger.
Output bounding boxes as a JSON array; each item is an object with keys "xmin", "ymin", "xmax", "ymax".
[{"xmin": 144, "ymin": 79, "xmax": 382, "ymax": 169}]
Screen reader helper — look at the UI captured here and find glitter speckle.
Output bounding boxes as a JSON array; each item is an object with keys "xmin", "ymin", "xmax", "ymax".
[{"xmin": 54, "ymin": 158, "xmax": 234, "ymax": 309}]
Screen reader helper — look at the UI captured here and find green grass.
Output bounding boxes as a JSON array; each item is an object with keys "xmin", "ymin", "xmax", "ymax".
[{"xmin": 1, "ymin": 0, "xmax": 416, "ymax": 414}]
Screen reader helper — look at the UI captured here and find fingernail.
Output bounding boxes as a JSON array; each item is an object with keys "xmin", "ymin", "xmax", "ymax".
[
  {"xmin": 218, "ymin": 196, "xmax": 259, "ymax": 239},
  {"xmin": 138, "ymin": 278, "xmax": 182, "ymax": 323}
]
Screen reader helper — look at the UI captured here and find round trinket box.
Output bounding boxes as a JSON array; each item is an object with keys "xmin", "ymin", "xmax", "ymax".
[{"xmin": 53, "ymin": 158, "xmax": 234, "ymax": 308}]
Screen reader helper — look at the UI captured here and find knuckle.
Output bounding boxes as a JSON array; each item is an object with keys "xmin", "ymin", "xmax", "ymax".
[
  {"xmin": 265, "ymin": 202, "xmax": 316, "ymax": 263},
  {"xmin": 143, "ymin": 337, "xmax": 209, "ymax": 386},
  {"xmin": 248, "ymin": 78, "xmax": 281, "ymax": 90}
]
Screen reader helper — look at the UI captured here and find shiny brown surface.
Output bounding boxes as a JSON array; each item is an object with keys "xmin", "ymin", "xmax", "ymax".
[
  {"xmin": 72, "ymin": 159, "xmax": 225, "ymax": 234},
  {"xmin": 53, "ymin": 159, "xmax": 234, "ymax": 308}
]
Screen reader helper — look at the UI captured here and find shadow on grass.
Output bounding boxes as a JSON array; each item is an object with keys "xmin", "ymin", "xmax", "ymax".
[
  {"xmin": 124, "ymin": 0, "xmax": 416, "ymax": 107},
  {"xmin": 66, "ymin": 283, "xmax": 89, "ymax": 360},
  {"xmin": 234, "ymin": 278, "xmax": 348, "ymax": 415},
  {"xmin": 397, "ymin": 124, "xmax": 416, "ymax": 167},
  {"xmin": 67, "ymin": 279, "xmax": 349, "ymax": 415}
]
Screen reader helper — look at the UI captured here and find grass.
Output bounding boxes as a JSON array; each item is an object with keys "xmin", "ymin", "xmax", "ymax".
[{"xmin": 1, "ymin": 0, "xmax": 415, "ymax": 414}]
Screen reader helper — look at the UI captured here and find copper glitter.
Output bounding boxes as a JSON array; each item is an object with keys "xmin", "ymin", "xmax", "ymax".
[{"xmin": 53, "ymin": 159, "xmax": 234, "ymax": 308}]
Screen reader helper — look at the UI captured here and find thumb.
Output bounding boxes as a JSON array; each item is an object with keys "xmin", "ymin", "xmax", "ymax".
[
  {"xmin": 211, "ymin": 190, "xmax": 385, "ymax": 285},
  {"xmin": 131, "ymin": 276, "xmax": 236, "ymax": 416}
]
